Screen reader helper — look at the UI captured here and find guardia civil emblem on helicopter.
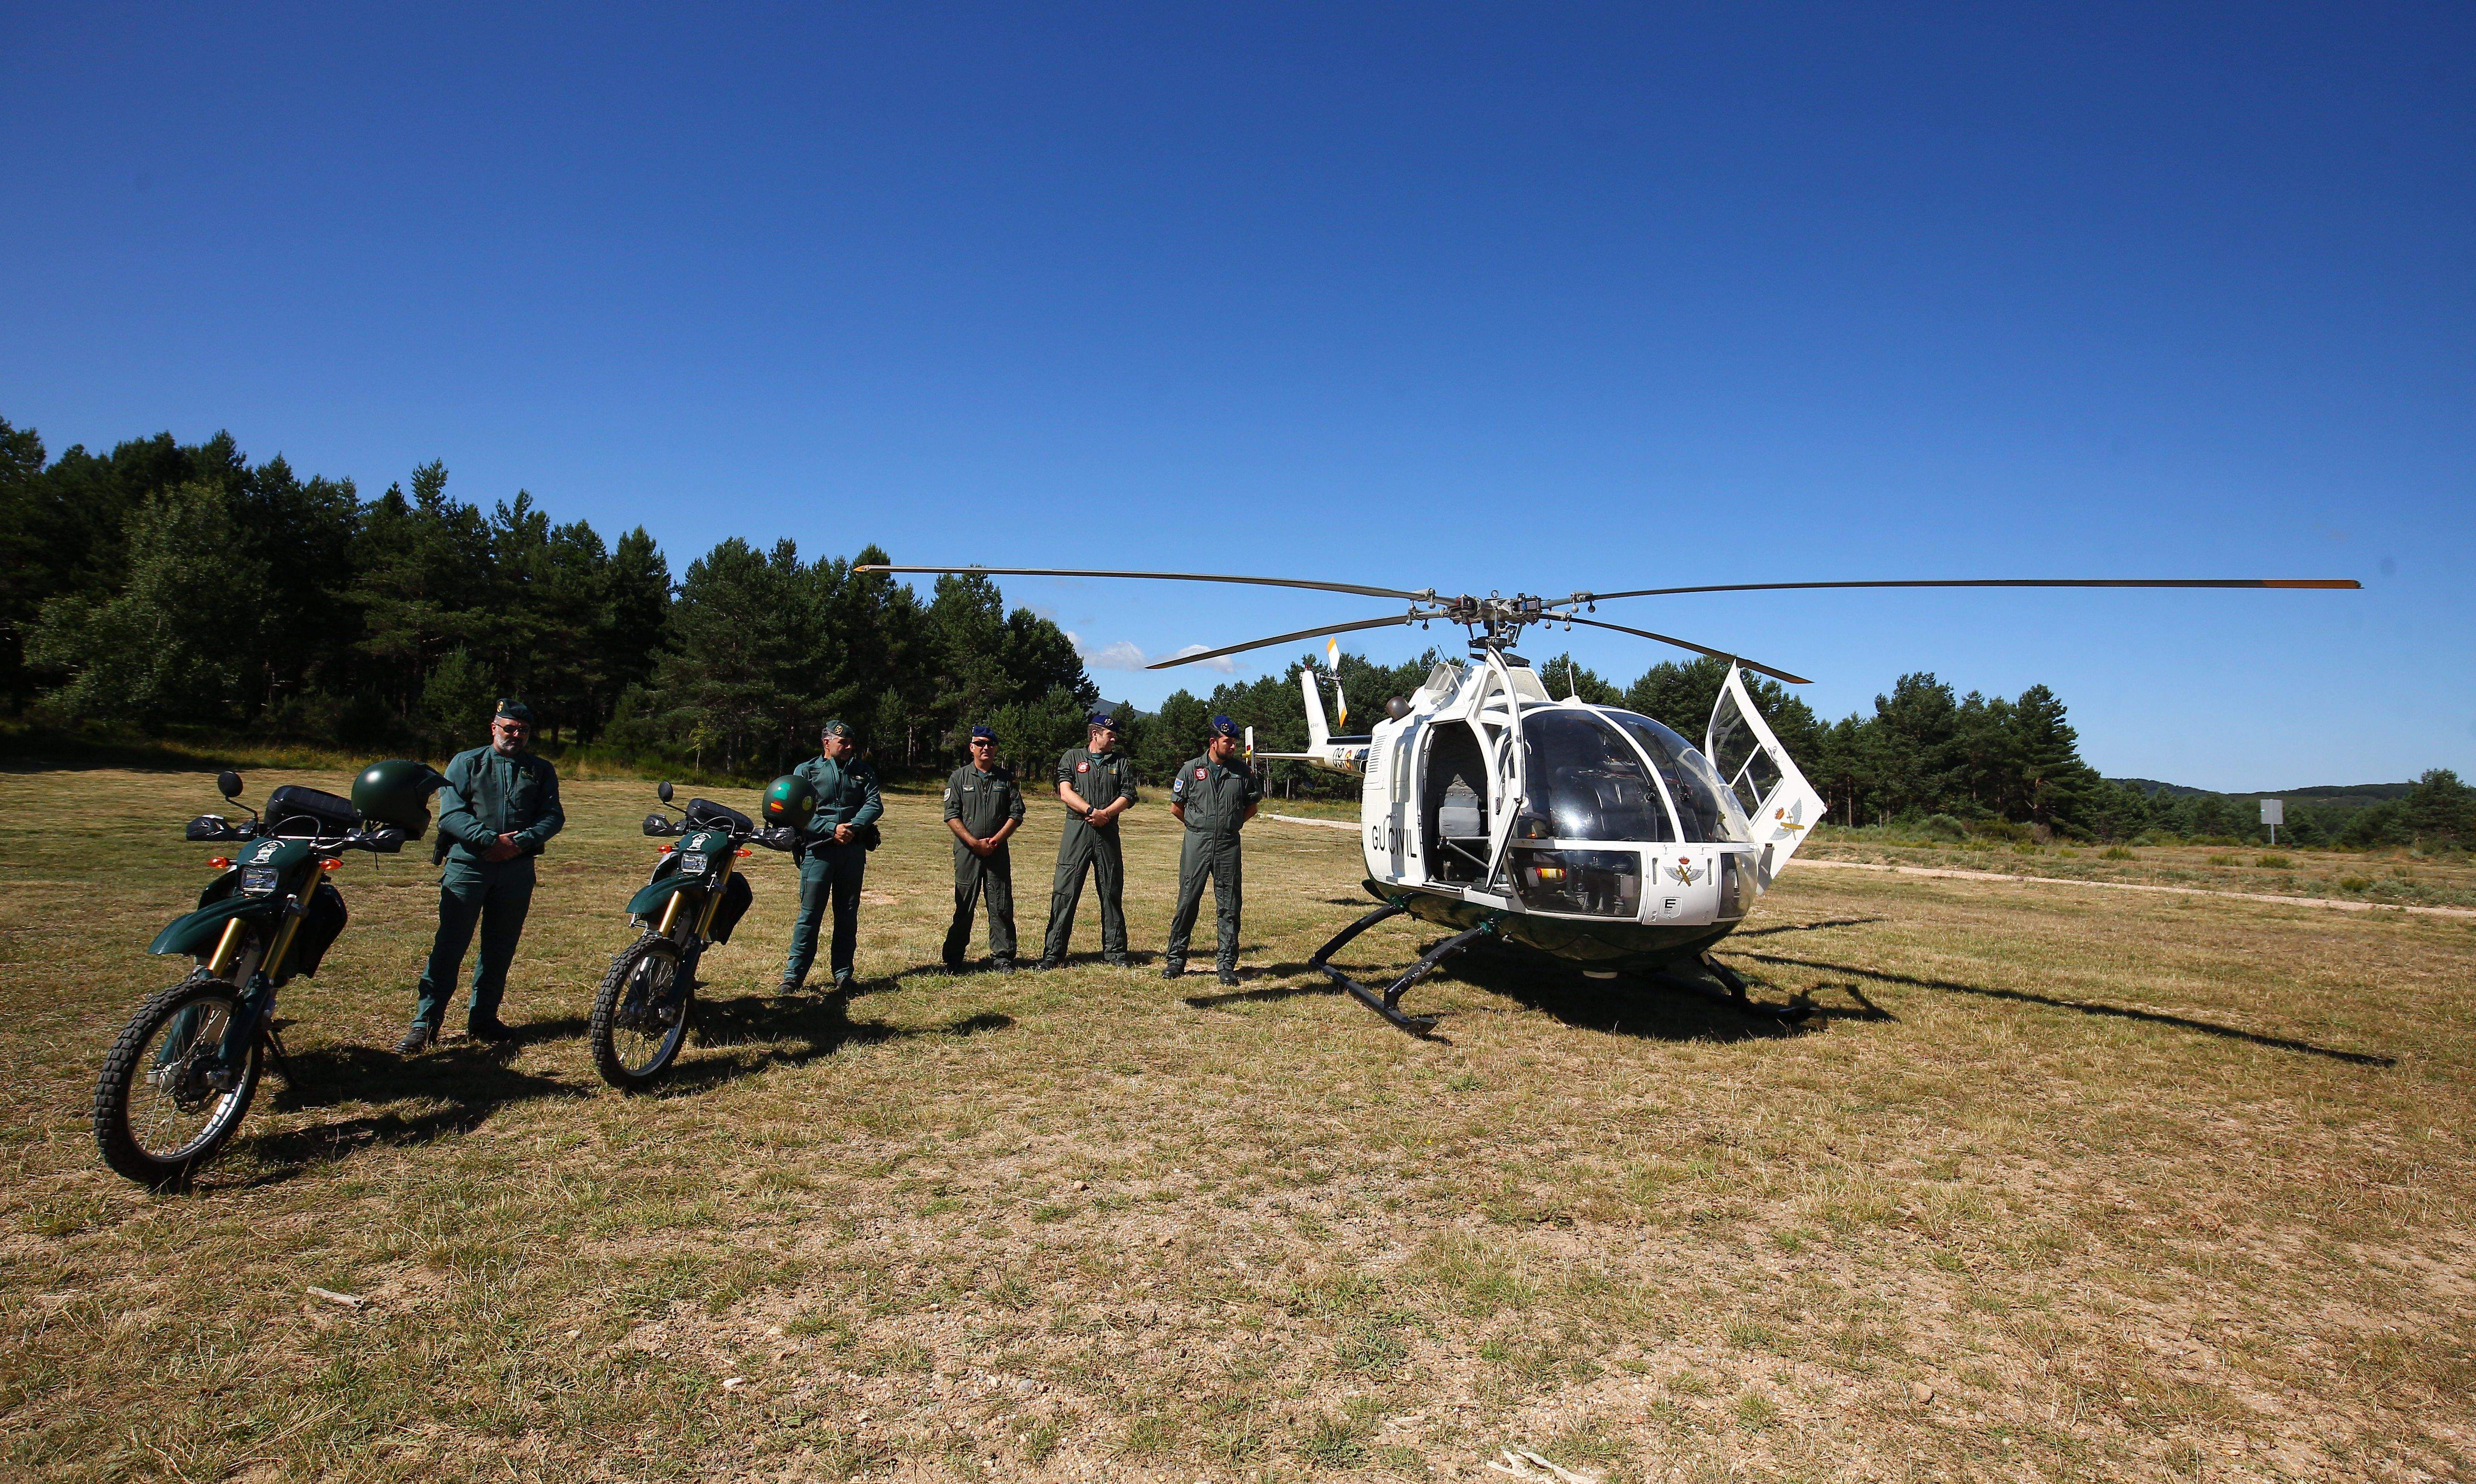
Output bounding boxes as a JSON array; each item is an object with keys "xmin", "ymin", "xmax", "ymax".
[{"xmin": 865, "ymin": 566, "xmax": 2358, "ymax": 1034}]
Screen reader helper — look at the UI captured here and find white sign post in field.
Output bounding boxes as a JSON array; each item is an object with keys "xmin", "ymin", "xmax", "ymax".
[{"xmin": 2261, "ymin": 798, "xmax": 2283, "ymax": 846}]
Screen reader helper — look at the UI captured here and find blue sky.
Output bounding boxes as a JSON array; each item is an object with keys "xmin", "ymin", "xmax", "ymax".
[{"xmin": 4, "ymin": 3, "xmax": 2468, "ymax": 789}]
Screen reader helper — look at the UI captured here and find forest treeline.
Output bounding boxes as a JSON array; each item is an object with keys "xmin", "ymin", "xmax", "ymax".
[{"xmin": 4, "ymin": 416, "xmax": 2464, "ymax": 849}]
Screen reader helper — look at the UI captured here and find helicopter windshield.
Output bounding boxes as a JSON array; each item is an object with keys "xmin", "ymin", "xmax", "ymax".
[
  {"xmin": 1513, "ymin": 709, "xmax": 1673, "ymax": 842},
  {"xmin": 1604, "ymin": 711, "xmax": 1748, "ymax": 844}
]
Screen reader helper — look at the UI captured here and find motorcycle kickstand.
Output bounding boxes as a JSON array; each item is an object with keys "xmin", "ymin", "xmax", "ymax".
[{"xmin": 260, "ymin": 1021, "xmax": 297, "ymax": 1086}]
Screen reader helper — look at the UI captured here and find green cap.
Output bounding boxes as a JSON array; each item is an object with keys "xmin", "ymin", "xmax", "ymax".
[{"xmin": 494, "ymin": 698, "xmax": 534, "ymax": 725}]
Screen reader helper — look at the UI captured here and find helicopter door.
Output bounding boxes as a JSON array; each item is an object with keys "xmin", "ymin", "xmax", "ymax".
[{"xmin": 1704, "ymin": 664, "xmax": 1826, "ymax": 890}]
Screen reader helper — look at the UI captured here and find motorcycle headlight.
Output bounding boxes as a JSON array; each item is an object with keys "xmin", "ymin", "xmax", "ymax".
[
  {"xmin": 676, "ymin": 851, "xmax": 710, "ymax": 877},
  {"xmin": 239, "ymin": 866, "xmax": 282, "ymax": 895}
]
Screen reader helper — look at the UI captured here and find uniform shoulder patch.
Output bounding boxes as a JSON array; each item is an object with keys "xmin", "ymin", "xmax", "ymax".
[{"xmin": 1076, "ymin": 761, "xmax": 1090, "ymax": 773}]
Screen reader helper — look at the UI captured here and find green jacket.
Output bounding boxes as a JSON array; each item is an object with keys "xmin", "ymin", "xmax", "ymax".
[
  {"xmin": 1171, "ymin": 753, "xmax": 1262, "ymax": 838},
  {"xmin": 1056, "ymin": 746, "xmax": 1139, "ymax": 823},
  {"xmin": 794, "ymin": 754, "xmax": 884, "ymax": 846},
  {"xmin": 944, "ymin": 762, "xmax": 1025, "ymax": 841},
  {"xmin": 435, "ymin": 745, "xmax": 564, "ymax": 866}
]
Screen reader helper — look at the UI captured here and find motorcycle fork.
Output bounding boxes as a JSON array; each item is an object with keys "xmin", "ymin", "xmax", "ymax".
[{"xmin": 215, "ymin": 895, "xmax": 305, "ymax": 1073}]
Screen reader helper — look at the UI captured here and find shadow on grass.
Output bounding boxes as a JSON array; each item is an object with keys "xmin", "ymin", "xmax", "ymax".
[
  {"xmin": 662, "ymin": 993, "xmax": 1017, "ymax": 1093},
  {"xmin": 1731, "ymin": 951, "xmax": 2395, "ymax": 1067},
  {"xmin": 240, "ymin": 1027, "xmax": 598, "ymax": 1185},
  {"xmin": 1733, "ymin": 916, "xmax": 1888, "ymax": 938},
  {"xmin": 1180, "ymin": 966, "xmax": 1345, "ymax": 1011},
  {"xmin": 1435, "ymin": 943, "xmax": 1847, "ymax": 1042}
]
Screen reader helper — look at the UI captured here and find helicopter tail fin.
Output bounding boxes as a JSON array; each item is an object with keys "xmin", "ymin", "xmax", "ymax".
[{"xmin": 1251, "ymin": 667, "xmax": 1370, "ymax": 773}]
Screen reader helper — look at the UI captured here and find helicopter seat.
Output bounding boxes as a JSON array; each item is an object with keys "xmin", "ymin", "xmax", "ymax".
[{"xmin": 1421, "ymin": 726, "xmax": 1493, "ymax": 884}]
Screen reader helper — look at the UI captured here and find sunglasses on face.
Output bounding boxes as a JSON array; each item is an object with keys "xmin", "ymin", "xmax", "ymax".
[{"xmin": 493, "ymin": 722, "xmax": 529, "ymax": 735}]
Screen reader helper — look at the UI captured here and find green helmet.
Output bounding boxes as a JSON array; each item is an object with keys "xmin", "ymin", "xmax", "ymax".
[
  {"xmin": 352, "ymin": 759, "xmax": 447, "ymax": 836},
  {"xmin": 762, "ymin": 773, "xmax": 818, "ymax": 832}
]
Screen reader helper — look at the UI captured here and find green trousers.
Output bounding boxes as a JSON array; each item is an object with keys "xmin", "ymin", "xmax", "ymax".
[
  {"xmin": 413, "ymin": 857, "xmax": 535, "ymax": 1028},
  {"xmin": 944, "ymin": 845, "xmax": 1017, "ymax": 964},
  {"xmin": 786, "ymin": 842, "xmax": 867, "ymax": 985},
  {"xmin": 1042, "ymin": 820, "xmax": 1126, "ymax": 962},
  {"xmin": 1163, "ymin": 832, "xmax": 1243, "ymax": 970}
]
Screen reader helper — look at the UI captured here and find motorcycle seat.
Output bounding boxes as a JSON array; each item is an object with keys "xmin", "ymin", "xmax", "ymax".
[
  {"xmin": 684, "ymin": 798, "xmax": 754, "ymax": 834},
  {"xmin": 266, "ymin": 785, "xmax": 361, "ymax": 838}
]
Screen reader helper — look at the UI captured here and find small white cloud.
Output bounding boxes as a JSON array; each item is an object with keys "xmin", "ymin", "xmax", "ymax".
[
  {"xmin": 1067, "ymin": 635, "xmax": 1238, "ymax": 674},
  {"xmin": 1172, "ymin": 643, "xmax": 1238, "ymax": 674},
  {"xmin": 1080, "ymin": 638, "xmax": 1152, "ymax": 672}
]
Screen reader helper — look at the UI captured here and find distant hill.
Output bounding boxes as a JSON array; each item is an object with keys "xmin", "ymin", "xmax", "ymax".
[{"xmin": 2108, "ymin": 778, "xmax": 2413, "ymax": 805}]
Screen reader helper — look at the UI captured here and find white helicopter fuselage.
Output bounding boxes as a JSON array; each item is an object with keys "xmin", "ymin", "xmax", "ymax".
[{"xmin": 1256, "ymin": 648, "xmax": 1825, "ymax": 970}]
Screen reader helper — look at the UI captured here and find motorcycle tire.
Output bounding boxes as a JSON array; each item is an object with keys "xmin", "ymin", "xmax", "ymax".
[
  {"xmin": 590, "ymin": 933, "xmax": 694, "ymax": 1091},
  {"xmin": 94, "ymin": 972, "xmax": 265, "ymax": 1189}
]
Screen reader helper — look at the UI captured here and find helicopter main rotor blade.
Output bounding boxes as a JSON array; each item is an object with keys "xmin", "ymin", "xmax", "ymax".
[
  {"xmin": 1580, "ymin": 577, "xmax": 2361, "ymax": 601},
  {"xmin": 1561, "ymin": 616, "xmax": 1814, "ymax": 686},
  {"xmin": 1146, "ymin": 614, "xmax": 1419, "ymax": 670},
  {"xmin": 857, "ymin": 564, "xmax": 1432, "ymax": 603}
]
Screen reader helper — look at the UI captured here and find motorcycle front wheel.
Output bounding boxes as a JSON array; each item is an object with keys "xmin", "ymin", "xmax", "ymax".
[
  {"xmin": 590, "ymin": 933, "xmax": 693, "ymax": 1091},
  {"xmin": 94, "ymin": 972, "xmax": 265, "ymax": 1188}
]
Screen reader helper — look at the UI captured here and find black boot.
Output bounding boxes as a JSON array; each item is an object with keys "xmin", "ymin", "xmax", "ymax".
[
  {"xmin": 1161, "ymin": 962, "xmax": 1184, "ymax": 980},
  {"xmin": 395, "ymin": 1022, "xmax": 438, "ymax": 1055},
  {"xmin": 1217, "ymin": 967, "xmax": 1240, "ymax": 987},
  {"xmin": 466, "ymin": 1013, "xmax": 515, "ymax": 1043}
]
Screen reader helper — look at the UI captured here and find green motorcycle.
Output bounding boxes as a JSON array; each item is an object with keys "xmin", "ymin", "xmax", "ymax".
[
  {"xmin": 588, "ymin": 777, "xmax": 809, "ymax": 1090},
  {"xmin": 94, "ymin": 762, "xmax": 439, "ymax": 1188}
]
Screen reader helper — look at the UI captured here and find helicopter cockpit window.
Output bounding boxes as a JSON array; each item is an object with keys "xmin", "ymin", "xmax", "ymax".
[
  {"xmin": 1512, "ymin": 710, "xmax": 1672, "ymax": 843},
  {"xmin": 1606, "ymin": 711, "xmax": 1748, "ymax": 844}
]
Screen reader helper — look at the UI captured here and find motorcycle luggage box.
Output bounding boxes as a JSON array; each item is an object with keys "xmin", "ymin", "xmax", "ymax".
[
  {"xmin": 277, "ymin": 883, "xmax": 349, "ymax": 985},
  {"xmin": 708, "ymin": 871, "xmax": 754, "ymax": 945},
  {"xmin": 266, "ymin": 785, "xmax": 361, "ymax": 838},
  {"xmin": 684, "ymin": 798, "xmax": 754, "ymax": 834}
]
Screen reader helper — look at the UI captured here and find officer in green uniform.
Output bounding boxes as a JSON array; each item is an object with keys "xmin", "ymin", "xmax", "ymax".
[
  {"xmin": 1038, "ymin": 711, "xmax": 1140, "ymax": 969},
  {"xmin": 400, "ymin": 699, "xmax": 565, "ymax": 1051},
  {"xmin": 1162, "ymin": 713, "xmax": 1263, "ymax": 986},
  {"xmin": 942, "ymin": 724, "xmax": 1026, "ymax": 972},
  {"xmin": 781, "ymin": 719, "xmax": 884, "ymax": 993}
]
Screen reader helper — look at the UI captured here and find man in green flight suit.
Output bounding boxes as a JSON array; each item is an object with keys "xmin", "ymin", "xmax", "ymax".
[
  {"xmin": 942, "ymin": 724, "xmax": 1025, "ymax": 972},
  {"xmin": 1162, "ymin": 713, "xmax": 1263, "ymax": 987},
  {"xmin": 1038, "ymin": 711, "xmax": 1140, "ymax": 969},
  {"xmin": 781, "ymin": 719, "xmax": 884, "ymax": 993},
  {"xmin": 399, "ymin": 699, "xmax": 565, "ymax": 1052}
]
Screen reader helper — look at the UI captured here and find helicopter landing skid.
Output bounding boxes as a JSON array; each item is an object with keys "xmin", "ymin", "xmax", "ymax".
[
  {"xmin": 1307, "ymin": 903, "xmax": 1487, "ymax": 1035},
  {"xmin": 1652, "ymin": 953, "xmax": 1811, "ymax": 1022}
]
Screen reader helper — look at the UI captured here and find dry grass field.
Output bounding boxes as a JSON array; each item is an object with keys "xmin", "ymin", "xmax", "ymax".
[{"xmin": 3, "ymin": 764, "xmax": 2472, "ymax": 1482}]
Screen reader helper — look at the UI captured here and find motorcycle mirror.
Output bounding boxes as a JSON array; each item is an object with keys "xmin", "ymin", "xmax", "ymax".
[
  {"xmin": 217, "ymin": 770, "xmax": 243, "ymax": 800},
  {"xmin": 657, "ymin": 780, "xmax": 674, "ymax": 804}
]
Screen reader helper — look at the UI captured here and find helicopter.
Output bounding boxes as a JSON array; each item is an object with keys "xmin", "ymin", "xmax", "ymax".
[{"xmin": 861, "ymin": 566, "xmax": 2358, "ymax": 1033}]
